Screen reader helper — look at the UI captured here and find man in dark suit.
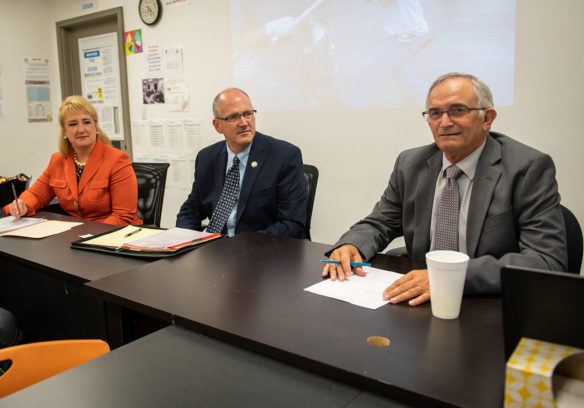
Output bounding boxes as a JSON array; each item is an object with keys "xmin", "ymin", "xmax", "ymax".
[
  {"xmin": 323, "ymin": 72, "xmax": 567, "ymax": 305},
  {"xmin": 176, "ymin": 88, "xmax": 307, "ymax": 238}
]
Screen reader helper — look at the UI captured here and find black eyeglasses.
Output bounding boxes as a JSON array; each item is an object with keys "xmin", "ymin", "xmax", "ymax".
[
  {"xmin": 215, "ymin": 110, "xmax": 257, "ymax": 123},
  {"xmin": 422, "ymin": 106, "xmax": 486, "ymax": 122}
]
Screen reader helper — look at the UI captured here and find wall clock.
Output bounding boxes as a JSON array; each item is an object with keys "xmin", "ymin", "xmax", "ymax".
[{"xmin": 139, "ymin": 0, "xmax": 162, "ymax": 26}]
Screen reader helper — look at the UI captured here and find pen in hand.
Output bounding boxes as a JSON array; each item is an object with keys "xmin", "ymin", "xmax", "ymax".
[
  {"xmin": 320, "ymin": 260, "xmax": 371, "ymax": 267},
  {"xmin": 124, "ymin": 228, "xmax": 142, "ymax": 238},
  {"xmin": 11, "ymin": 184, "xmax": 22, "ymax": 219}
]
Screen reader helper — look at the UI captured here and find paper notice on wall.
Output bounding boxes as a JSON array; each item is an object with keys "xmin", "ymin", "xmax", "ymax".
[
  {"xmin": 164, "ymin": 46, "xmax": 184, "ymax": 82},
  {"xmin": 130, "ymin": 118, "xmax": 200, "ymax": 190},
  {"xmin": 147, "ymin": 42, "xmax": 163, "ymax": 75},
  {"xmin": 78, "ymin": 32, "xmax": 124, "ymax": 140},
  {"xmin": 23, "ymin": 57, "xmax": 52, "ymax": 122}
]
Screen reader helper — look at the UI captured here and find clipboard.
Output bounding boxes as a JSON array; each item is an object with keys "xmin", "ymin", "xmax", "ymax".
[{"xmin": 71, "ymin": 226, "xmax": 223, "ymax": 258}]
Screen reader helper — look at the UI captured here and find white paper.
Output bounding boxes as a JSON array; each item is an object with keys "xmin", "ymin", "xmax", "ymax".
[
  {"xmin": 167, "ymin": 156, "xmax": 190, "ymax": 188},
  {"xmin": 23, "ymin": 57, "xmax": 52, "ymax": 122},
  {"xmin": 164, "ymin": 46, "xmax": 184, "ymax": 82},
  {"xmin": 78, "ymin": 32, "xmax": 124, "ymax": 140},
  {"xmin": 0, "ymin": 216, "xmax": 46, "ymax": 234},
  {"xmin": 0, "ymin": 220, "xmax": 82, "ymax": 238},
  {"xmin": 147, "ymin": 42, "xmax": 163, "ymax": 75},
  {"xmin": 125, "ymin": 227, "xmax": 214, "ymax": 250},
  {"xmin": 149, "ymin": 120, "xmax": 166, "ymax": 148},
  {"xmin": 166, "ymin": 119, "xmax": 185, "ymax": 150},
  {"xmin": 166, "ymin": 82, "xmax": 189, "ymax": 111},
  {"xmin": 163, "ymin": 0, "xmax": 190, "ymax": 10},
  {"xmin": 184, "ymin": 119, "xmax": 202, "ymax": 152},
  {"xmin": 304, "ymin": 266, "xmax": 403, "ymax": 309},
  {"xmin": 131, "ymin": 120, "xmax": 149, "ymax": 150}
]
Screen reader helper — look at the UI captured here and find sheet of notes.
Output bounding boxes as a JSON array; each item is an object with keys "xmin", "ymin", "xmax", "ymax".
[{"xmin": 304, "ymin": 266, "xmax": 402, "ymax": 309}]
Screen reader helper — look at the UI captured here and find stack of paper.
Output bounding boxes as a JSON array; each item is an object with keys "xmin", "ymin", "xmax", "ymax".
[
  {"xmin": 0, "ymin": 216, "xmax": 46, "ymax": 234},
  {"xmin": 304, "ymin": 267, "xmax": 403, "ymax": 309},
  {"xmin": 0, "ymin": 216, "xmax": 83, "ymax": 238},
  {"xmin": 122, "ymin": 227, "xmax": 221, "ymax": 251},
  {"xmin": 76, "ymin": 226, "xmax": 220, "ymax": 253}
]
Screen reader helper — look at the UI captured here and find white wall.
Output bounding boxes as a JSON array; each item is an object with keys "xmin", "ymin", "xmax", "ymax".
[{"xmin": 1, "ymin": 0, "xmax": 583, "ymax": 253}]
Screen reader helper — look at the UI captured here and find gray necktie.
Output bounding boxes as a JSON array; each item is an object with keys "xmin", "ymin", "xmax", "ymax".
[
  {"xmin": 433, "ymin": 164, "xmax": 463, "ymax": 251},
  {"xmin": 207, "ymin": 156, "xmax": 240, "ymax": 234}
]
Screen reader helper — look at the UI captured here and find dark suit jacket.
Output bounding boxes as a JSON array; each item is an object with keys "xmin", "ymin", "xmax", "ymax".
[
  {"xmin": 176, "ymin": 132, "xmax": 307, "ymax": 238},
  {"xmin": 332, "ymin": 132, "xmax": 568, "ymax": 294},
  {"xmin": 3, "ymin": 140, "xmax": 142, "ymax": 226}
]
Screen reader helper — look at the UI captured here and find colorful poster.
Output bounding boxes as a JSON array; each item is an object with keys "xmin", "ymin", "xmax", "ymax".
[{"xmin": 125, "ymin": 29, "xmax": 143, "ymax": 55}]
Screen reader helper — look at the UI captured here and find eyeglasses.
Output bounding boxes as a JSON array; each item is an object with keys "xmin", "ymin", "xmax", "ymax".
[
  {"xmin": 215, "ymin": 110, "xmax": 257, "ymax": 123},
  {"xmin": 422, "ymin": 106, "xmax": 486, "ymax": 122}
]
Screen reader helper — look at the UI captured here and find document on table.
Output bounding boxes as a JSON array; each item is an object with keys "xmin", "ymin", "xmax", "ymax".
[
  {"xmin": 304, "ymin": 266, "xmax": 403, "ymax": 309},
  {"xmin": 122, "ymin": 227, "xmax": 218, "ymax": 250},
  {"xmin": 80, "ymin": 226, "xmax": 161, "ymax": 248},
  {"xmin": 0, "ymin": 216, "xmax": 46, "ymax": 234},
  {"xmin": 0, "ymin": 220, "xmax": 83, "ymax": 238},
  {"xmin": 75, "ymin": 226, "xmax": 220, "ymax": 251}
]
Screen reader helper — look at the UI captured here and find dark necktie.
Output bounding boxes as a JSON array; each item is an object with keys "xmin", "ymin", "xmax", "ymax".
[
  {"xmin": 207, "ymin": 156, "xmax": 240, "ymax": 234},
  {"xmin": 433, "ymin": 164, "xmax": 463, "ymax": 251}
]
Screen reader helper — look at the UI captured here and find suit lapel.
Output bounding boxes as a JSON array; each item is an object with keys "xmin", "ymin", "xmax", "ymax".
[
  {"xmin": 466, "ymin": 135, "xmax": 501, "ymax": 257},
  {"xmin": 413, "ymin": 149, "xmax": 442, "ymax": 256},
  {"xmin": 77, "ymin": 141, "xmax": 105, "ymax": 195},
  {"xmin": 64, "ymin": 154, "xmax": 79, "ymax": 198},
  {"xmin": 213, "ymin": 145, "xmax": 228, "ymax": 205},
  {"xmin": 236, "ymin": 134, "xmax": 265, "ymax": 225}
]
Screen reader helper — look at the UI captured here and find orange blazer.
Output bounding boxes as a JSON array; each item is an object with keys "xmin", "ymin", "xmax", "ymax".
[{"xmin": 3, "ymin": 140, "xmax": 142, "ymax": 226}]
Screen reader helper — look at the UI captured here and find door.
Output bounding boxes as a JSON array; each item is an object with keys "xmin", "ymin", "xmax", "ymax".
[{"xmin": 56, "ymin": 7, "xmax": 132, "ymax": 156}]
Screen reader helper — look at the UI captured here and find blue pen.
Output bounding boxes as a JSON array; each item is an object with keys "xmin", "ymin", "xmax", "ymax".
[{"xmin": 320, "ymin": 260, "xmax": 371, "ymax": 267}]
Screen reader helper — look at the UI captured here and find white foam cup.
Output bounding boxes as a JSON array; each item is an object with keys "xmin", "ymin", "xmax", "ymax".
[{"xmin": 425, "ymin": 250, "xmax": 469, "ymax": 319}]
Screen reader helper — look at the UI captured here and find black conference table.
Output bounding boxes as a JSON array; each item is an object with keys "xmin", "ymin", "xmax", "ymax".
[
  {"xmin": 0, "ymin": 324, "xmax": 413, "ymax": 408},
  {"xmin": 85, "ymin": 232, "xmax": 506, "ymax": 408},
  {"xmin": 0, "ymin": 212, "xmax": 154, "ymax": 345}
]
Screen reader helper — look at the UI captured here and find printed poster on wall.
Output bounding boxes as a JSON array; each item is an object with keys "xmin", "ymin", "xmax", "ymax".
[
  {"xmin": 78, "ymin": 32, "xmax": 124, "ymax": 140},
  {"xmin": 23, "ymin": 57, "xmax": 52, "ymax": 122}
]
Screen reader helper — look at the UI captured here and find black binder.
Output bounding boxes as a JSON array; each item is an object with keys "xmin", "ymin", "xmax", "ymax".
[{"xmin": 71, "ymin": 226, "xmax": 222, "ymax": 259}]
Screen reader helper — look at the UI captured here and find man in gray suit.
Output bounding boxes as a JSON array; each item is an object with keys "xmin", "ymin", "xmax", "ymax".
[{"xmin": 322, "ymin": 72, "xmax": 567, "ymax": 306}]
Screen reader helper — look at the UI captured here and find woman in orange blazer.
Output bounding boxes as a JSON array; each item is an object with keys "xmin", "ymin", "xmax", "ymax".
[{"xmin": 4, "ymin": 95, "xmax": 142, "ymax": 226}]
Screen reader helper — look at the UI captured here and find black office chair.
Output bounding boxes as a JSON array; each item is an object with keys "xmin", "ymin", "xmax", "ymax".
[
  {"xmin": 560, "ymin": 204, "xmax": 583, "ymax": 274},
  {"xmin": 303, "ymin": 164, "xmax": 319, "ymax": 241},
  {"xmin": 132, "ymin": 162, "xmax": 170, "ymax": 228},
  {"xmin": 0, "ymin": 175, "xmax": 30, "ymax": 208}
]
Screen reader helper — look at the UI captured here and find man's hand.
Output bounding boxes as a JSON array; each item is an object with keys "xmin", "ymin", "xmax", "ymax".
[
  {"xmin": 322, "ymin": 244, "xmax": 367, "ymax": 281},
  {"xmin": 382, "ymin": 269, "xmax": 430, "ymax": 306}
]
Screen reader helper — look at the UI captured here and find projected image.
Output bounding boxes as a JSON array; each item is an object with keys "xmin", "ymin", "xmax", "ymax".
[{"xmin": 230, "ymin": 0, "xmax": 515, "ymax": 110}]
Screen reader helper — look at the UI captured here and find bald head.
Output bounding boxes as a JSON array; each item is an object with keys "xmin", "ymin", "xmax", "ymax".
[{"xmin": 212, "ymin": 88, "xmax": 251, "ymax": 118}]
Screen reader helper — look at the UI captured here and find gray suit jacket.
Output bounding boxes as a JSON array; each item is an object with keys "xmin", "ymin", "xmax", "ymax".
[{"xmin": 332, "ymin": 132, "xmax": 568, "ymax": 294}]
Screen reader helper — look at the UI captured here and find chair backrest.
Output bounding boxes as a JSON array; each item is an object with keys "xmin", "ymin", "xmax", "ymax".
[
  {"xmin": 0, "ymin": 175, "xmax": 30, "ymax": 208},
  {"xmin": 560, "ymin": 204, "xmax": 583, "ymax": 274},
  {"xmin": 132, "ymin": 162, "xmax": 170, "ymax": 227},
  {"xmin": 302, "ymin": 164, "xmax": 319, "ymax": 241},
  {"xmin": 0, "ymin": 339, "xmax": 110, "ymax": 398}
]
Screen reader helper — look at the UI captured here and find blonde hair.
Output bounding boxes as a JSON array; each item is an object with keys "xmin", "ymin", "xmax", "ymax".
[{"xmin": 58, "ymin": 95, "xmax": 111, "ymax": 156}]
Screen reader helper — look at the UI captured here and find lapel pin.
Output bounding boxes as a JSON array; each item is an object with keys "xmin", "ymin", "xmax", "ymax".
[{"xmin": 251, "ymin": 161, "xmax": 258, "ymax": 168}]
